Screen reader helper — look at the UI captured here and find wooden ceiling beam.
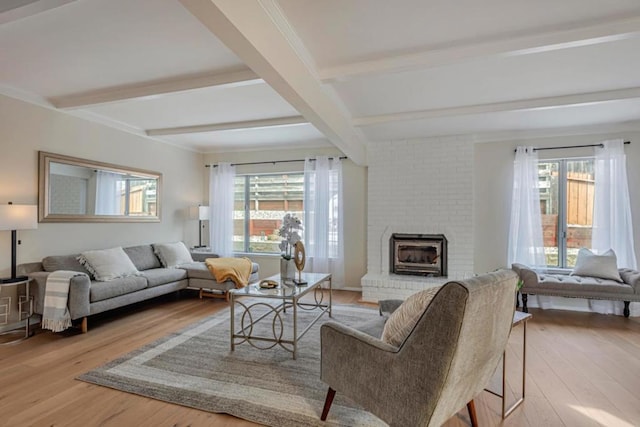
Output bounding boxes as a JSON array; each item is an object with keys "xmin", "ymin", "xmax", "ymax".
[
  {"xmin": 320, "ymin": 15, "xmax": 640, "ymax": 83},
  {"xmin": 50, "ymin": 68, "xmax": 262, "ymax": 109},
  {"xmin": 353, "ymin": 87, "xmax": 640, "ymax": 126},
  {"xmin": 147, "ymin": 115, "xmax": 307, "ymax": 136},
  {"xmin": 0, "ymin": 0, "xmax": 76, "ymax": 25},
  {"xmin": 180, "ymin": 0, "xmax": 367, "ymax": 165}
]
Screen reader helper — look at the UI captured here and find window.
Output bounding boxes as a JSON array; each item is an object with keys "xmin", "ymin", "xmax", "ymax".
[
  {"xmin": 538, "ymin": 158, "xmax": 595, "ymax": 268},
  {"xmin": 233, "ymin": 173, "xmax": 304, "ymax": 254}
]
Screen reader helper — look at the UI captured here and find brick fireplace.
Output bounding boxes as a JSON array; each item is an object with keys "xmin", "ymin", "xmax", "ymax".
[{"xmin": 361, "ymin": 138, "xmax": 474, "ymax": 302}]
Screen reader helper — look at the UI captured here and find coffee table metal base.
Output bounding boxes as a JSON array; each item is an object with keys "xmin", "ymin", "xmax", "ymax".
[{"xmin": 229, "ymin": 273, "xmax": 331, "ymax": 359}]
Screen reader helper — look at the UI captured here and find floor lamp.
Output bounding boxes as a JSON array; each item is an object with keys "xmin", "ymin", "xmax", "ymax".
[
  {"xmin": 189, "ymin": 205, "xmax": 209, "ymax": 248},
  {"xmin": 0, "ymin": 203, "xmax": 38, "ymax": 283}
]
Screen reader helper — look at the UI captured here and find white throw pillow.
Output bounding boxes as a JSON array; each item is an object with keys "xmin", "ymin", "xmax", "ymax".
[
  {"xmin": 153, "ymin": 242, "xmax": 193, "ymax": 268},
  {"xmin": 571, "ymin": 248, "xmax": 622, "ymax": 282},
  {"xmin": 381, "ymin": 286, "xmax": 441, "ymax": 347},
  {"xmin": 77, "ymin": 247, "xmax": 139, "ymax": 282}
]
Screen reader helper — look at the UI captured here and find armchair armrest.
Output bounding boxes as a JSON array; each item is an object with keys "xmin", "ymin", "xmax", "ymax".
[{"xmin": 320, "ymin": 321, "xmax": 398, "ymax": 401}]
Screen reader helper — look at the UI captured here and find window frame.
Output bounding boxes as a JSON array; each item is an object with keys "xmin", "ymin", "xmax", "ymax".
[
  {"xmin": 539, "ymin": 156, "xmax": 594, "ymax": 269},
  {"xmin": 233, "ymin": 171, "xmax": 305, "ymax": 255}
]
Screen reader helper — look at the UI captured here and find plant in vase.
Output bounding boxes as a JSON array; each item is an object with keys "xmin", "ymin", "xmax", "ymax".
[{"xmin": 278, "ymin": 213, "xmax": 302, "ymax": 281}]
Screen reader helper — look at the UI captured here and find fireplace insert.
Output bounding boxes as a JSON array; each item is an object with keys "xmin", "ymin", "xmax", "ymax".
[{"xmin": 390, "ymin": 233, "xmax": 447, "ymax": 276}]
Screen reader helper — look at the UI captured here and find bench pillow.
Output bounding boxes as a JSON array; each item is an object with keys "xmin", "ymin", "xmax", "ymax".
[
  {"xmin": 571, "ymin": 248, "xmax": 622, "ymax": 282},
  {"xmin": 78, "ymin": 247, "xmax": 140, "ymax": 282}
]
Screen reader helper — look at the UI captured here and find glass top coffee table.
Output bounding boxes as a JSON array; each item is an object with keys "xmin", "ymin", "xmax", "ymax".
[{"xmin": 229, "ymin": 272, "xmax": 332, "ymax": 359}]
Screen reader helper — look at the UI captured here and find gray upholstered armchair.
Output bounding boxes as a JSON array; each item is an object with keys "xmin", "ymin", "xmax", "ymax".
[{"xmin": 320, "ymin": 269, "xmax": 518, "ymax": 426}]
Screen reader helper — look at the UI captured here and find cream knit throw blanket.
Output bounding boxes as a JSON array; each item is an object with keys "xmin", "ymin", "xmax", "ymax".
[{"xmin": 42, "ymin": 270, "xmax": 87, "ymax": 332}]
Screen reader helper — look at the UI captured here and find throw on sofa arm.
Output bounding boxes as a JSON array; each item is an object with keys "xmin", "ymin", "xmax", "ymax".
[{"xmin": 28, "ymin": 271, "xmax": 91, "ymax": 320}]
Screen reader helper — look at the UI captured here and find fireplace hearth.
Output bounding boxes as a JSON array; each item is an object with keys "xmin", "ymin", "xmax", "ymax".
[{"xmin": 390, "ymin": 233, "xmax": 447, "ymax": 277}]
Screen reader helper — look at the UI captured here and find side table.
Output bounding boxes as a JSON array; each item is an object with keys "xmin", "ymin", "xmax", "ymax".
[
  {"xmin": 485, "ymin": 310, "xmax": 532, "ymax": 418},
  {"xmin": 0, "ymin": 278, "xmax": 34, "ymax": 344}
]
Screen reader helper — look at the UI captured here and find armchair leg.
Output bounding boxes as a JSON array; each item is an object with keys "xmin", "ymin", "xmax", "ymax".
[
  {"xmin": 467, "ymin": 400, "xmax": 478, "ymax": 427},
  {"xmin": 522, "ymin": 294, "xmax": 528, "ymax": 313},
  {"xmin": 320, "ymin": 387, "xmax": 336, "ymax": 421}
]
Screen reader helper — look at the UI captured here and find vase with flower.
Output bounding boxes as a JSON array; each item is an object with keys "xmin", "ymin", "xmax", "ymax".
[{"xmin": 278, "ymin": 213, "xmax": 302, "ymax": 281}]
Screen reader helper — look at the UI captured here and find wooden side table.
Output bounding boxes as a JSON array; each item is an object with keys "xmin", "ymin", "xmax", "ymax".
[
  {"xmin": 0, "ymin": 278, "xmax": 34, "ymax": 345},
  {"xmin": 485, "ymin": 310, "xmax": 532, "ymax": 418}
]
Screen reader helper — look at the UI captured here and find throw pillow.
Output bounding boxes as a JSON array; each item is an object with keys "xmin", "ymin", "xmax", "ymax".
[
  {"xmin": 77, "ymin": 247, "xmax": 139, "ymax": 282},
  {"xmin": 153, "ymin": 242, "xmax": 193, "ymax": 268},
  {"xmin": 571, "ymin": 248, "xmax": 622, "ymax": 282},
  {"xmin": 381, "ymin": 286, "xmax": 441, "ymax": 347}
]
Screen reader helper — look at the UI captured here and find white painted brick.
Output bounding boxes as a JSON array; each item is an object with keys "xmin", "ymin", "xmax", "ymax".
[{"xmin": 363, "ymin": 138, "xmax": 474, "ymax": 298}]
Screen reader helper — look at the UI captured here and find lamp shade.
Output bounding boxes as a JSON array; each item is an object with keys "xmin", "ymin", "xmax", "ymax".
[
  {"xmin": 197, "ymin": 206, "xmax": 210, "ymax": 221},
  {"xmin": 189, "ymin": 205, "xmax": 210, "ymax": 221},
  {"xmin": 0, "ymin": 204, "xmax": 37, "ymax": 230}
]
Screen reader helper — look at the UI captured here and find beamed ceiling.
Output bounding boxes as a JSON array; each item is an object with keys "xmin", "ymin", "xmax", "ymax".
[{"xmin": 2, "ymin": 0, "xmax": 640, "ymax": 165}]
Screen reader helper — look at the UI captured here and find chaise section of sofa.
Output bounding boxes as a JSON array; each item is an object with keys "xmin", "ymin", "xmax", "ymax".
[
  {"xmin": 21, "ymin": 243, "xmax": 259, "ymax": 333},
  {"xmin": 512, "ymin": 263, "xmax": 640, "ymax": 317}
]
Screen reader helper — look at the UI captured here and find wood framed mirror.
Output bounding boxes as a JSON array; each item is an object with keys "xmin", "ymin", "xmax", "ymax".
[{"xmin": 38, "ymin": 151, "xmax": 162, "ymax": 223}]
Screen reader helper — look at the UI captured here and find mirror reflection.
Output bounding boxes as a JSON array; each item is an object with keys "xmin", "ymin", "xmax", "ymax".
[{"xmin": 39, "ymin": 152, "xmax": 161, "ymax": 222}]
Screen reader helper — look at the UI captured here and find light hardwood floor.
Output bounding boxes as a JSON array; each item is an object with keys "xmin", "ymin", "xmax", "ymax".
[{"xmin": 1, "ymin": 290, "xmax": 639, "ymax": 427}]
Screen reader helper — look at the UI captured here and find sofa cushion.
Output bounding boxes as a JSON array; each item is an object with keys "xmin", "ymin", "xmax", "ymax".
[
  {"xmin": 141, "ymin": 268, "xmax": 188, "ymax": 288},
  {"xmin": 124, "ymin": 245, "xmax": 162, "ymax": 271},
  {"xmin": 153, "ymin": 242, "xmax": 193, "ymax": 268},
  {"xmin": 381, "ymin": 286, "xmax": 442, "ymax": 347},
  {"xmin": 78, "ymin": 247, "xmax": 140, "ymax": 282},
  {"xmin": 571, "ymin": 248, "xmax": 622, "ymax": 282},
  {"xmin": 180, "ymin": 261, "xmax": 259, "ymax": 280},
  {"xmin": 90, "ymin": 276, "xmax": 148, "ymax": 302},
  {"xmin": 42, "ymin": 254, "xmax": 92, "ymax": 276}
]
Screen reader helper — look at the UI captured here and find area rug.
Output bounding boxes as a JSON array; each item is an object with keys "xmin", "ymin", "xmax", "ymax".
[{"xmin": 77, "ymin": 303, "xmax": 386, "ymax": 427}]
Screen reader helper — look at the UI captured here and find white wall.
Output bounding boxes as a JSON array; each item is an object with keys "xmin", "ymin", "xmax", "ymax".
[
  {"xmin": 474, "ymin": 133, "xmax": 640, "ymax": 273},
  {"xmin": 0, "ymin": 94, "xmax": 204, "ymax": 276},
  {"xmin": 366, "ymin": 138, "xmax": 475, "ymax": 278},
  {"xmin": 203, "ymin": 146, "xmax": 367, "ymax": 289}
]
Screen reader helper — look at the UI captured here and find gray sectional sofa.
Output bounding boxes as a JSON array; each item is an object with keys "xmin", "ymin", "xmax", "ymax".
[
  {"xmin": 512, "ymin": 263, "xmax": 640, "ymax": 317},
  {"xmin": 20, "ymin": 243, "xmax": 259, "ymax": 332}
]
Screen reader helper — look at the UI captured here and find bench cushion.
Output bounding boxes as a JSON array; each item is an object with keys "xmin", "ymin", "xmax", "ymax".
[{"xmin": 536, "ymin": 274, "xmax": 634, "ymax": 296}]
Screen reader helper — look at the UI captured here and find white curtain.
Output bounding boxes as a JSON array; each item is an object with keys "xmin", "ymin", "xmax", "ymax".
[
  {"xmin": 95, "ymin": 171, "xmax": 122, "ymax": 215},
  {"xmin": 209, "ymin": 163, "xmax": 236, "ymax": 257},
  {"xmin": 508, "ymin": 146, "xmax": 546, "ymax": 269},
  {"xmin": 592, "ymin": 139, "xmax": 638, "ymax": 269},
  {"xmin": 304, "ymin": 156, "xmax": 344, "ymax": 287}
]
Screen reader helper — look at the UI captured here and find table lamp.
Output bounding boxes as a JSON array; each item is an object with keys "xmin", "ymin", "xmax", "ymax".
[
  {"xmin": 189, "ymin": 205, "xmax": 209, "ymax": 248},
  {"xmin": 0, "ymin": 202, "xmax": 38, "ymax": 283}
]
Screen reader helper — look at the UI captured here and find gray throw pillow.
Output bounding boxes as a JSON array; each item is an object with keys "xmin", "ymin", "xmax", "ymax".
[
  {"xmin": 381, "ymin": 286, "xmax": 442, "ymax": 347},
  {"xmin": 77, "ymin": 247, "xmax": 140, "ymax": 282},
  {"xmin": 571, "ymin": 248, "xmax": 622, "ymax": 282},
  {"xmin": 153, "ymin": 242, "xmax": 194, "ymax": 268}
]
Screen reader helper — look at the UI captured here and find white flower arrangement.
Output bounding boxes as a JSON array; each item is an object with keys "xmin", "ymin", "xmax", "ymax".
[{"xmin": 278, "ymin": 213, "xmax": 302, "ymax": 260}]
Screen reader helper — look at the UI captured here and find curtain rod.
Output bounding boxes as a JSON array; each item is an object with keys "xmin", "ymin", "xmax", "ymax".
[
  {"xmin": 205, "ymin": 156, "xmax": 347, "ymax": 168},
  {"xmin": 514, "ymin": 140, "xmax": 630, "ymax": 153}
]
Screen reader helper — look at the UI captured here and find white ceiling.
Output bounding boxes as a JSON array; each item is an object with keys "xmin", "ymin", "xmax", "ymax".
[{"xmin": 2, "ymin": 0, "xmax": 640, "ymax": 162}]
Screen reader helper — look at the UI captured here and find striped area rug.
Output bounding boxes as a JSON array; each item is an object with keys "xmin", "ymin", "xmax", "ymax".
[{"xmin": 77, "ymin": 303, "xmax": 386, "ymax": 427}]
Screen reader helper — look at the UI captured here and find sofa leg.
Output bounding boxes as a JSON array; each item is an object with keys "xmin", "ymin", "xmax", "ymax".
[
  {"xmin": 199, "ymin": 289, "xmax": 203, "ymax": 299},
  {"xmin": 467, "ymin": 400, "xmax": 478, "ymax": 427},
  {"xmin": 80, "ymin": 317, "xmax": 88, "ymax": 334},
  {"xmin": 624, "ymin": 301, "xmax": 630, "ymax": 318},
  {"xmin": 522, "ymin": 294, "xmax": 528, "ymax": 313},
  {"xmin": 321, "ymin": 387, "xmax": 336, "ymax": 421}
]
